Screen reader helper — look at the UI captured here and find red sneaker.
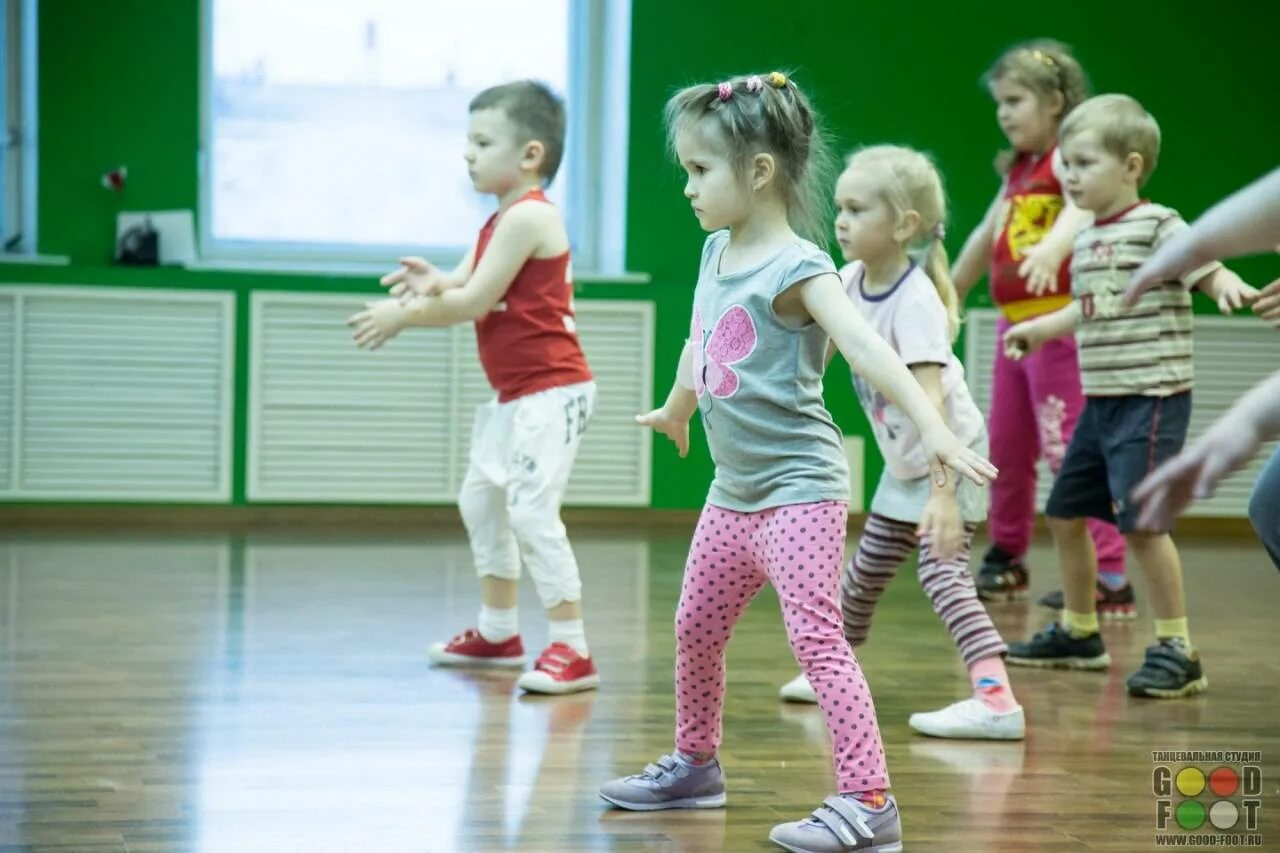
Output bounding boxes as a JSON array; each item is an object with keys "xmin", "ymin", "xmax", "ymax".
[
  {"xmin": 428, "ymin": 628, "xmax": 525, "ymax": 667},
  {"xmin": 516, "ymin": 643, "xmax": 600, "ymax": 694}
]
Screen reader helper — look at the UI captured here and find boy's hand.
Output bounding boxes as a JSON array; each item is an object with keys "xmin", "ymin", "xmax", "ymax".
[
  {"xmin": 635, "ymin": 406, "xmax": 690, "ymax": 458},
  {"xmin": 380, "ymin": 257, "xmax": 449, "ymax": 304},
  {"xmin": 1212, "ymin": 278, "xmax": 1259, "ymax": 315},
  {"xmin": 1252, "ymin": 278, "xmax": 1280, "ymax": 328},
  {"xmin": 919, "ymin": 491, "xmax": 965, "ymax": 561},
  {"xmin": 347, "ymin": 297, "xmax": 414, "ymax": 350},
  {"xmin": 1018, "ymin": 241, "xmax": 1065, "ymax": 296},
  {"xmin": 1002, "ymin": 320, "xmax": 1042, "ymax": 361}
]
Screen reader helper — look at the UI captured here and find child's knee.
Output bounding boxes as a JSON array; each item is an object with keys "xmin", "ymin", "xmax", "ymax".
[
  {"xmin": 530, "ymin": 576, "xmax": 580, "ymax": 611},
  {"xmin": 1047, "ymin": 514, "xmax": 1088, "ymax": 538}
]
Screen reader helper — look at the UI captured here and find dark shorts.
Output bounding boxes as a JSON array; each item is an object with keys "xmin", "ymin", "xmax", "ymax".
[{"xmin": 1045, "ymin": 392, "xmax": 1191, "ymax": 533}]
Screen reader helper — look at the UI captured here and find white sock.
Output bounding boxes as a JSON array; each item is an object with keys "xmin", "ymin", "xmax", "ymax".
[
  {"xmin": 477, "ymin": 606, "xmax": 518, "ymax": 643},
  {"xmin": 548, "ymin": 618, "xmax": 589, "ymax": 657}
]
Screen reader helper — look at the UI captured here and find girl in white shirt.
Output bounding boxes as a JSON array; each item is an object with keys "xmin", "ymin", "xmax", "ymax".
[{"xmin": 780, "ymin": 145, "xmax": 1025, "ymax": 740}]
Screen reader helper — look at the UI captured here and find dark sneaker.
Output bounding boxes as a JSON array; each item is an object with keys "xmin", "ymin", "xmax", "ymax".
[
  {"xmin": 1006, "ymin": 623, "xmax": 1111, "ymax": 670},
  {"xmin": 1126, "ymin": 639, "xmax": 1208, "ymax": 699},
  {"xmin": 599, "ymin": 754, "xmax": 726, "ymax": 811},
  {"xmin": 769, "ymin": 794, "xmax": 902, "ymax": 852},
  {"xmin": 976, "ymin": 546, "xmax": 1029, "ymax": 602},
  {"xmin": 1037, "ymin": 581, "xmax": 1137, "ymax": 620}
]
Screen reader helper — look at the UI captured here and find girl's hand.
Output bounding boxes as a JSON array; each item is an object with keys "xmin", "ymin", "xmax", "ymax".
[
  {"xmin": 919, "ymin": 491, "xmax": 965, "ymax": 562},
  {"xmin": 635, "ymin": 406, "xmax": 690, "ymax": 458},
  {"xmin": 380, "ymin": 257, "xmax": 449, "ymax": 304},
  {"xmin": 1252, "ymin": 278, "xmax": 1280, "ymax": 328},
  {"xmin": 921, "ymin": 426, "xmax": 998, "ymax": 488},
  {"xmin": 1018, "ymin": 241, "xmax": 1065, "ymax": 296},
  {"xmin": 347, "ymin": 297, "xmax": 413, "ymax": 350}
]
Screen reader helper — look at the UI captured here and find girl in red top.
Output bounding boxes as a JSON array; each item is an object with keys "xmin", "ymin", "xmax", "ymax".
[
  {"xmin": 349, "ymin": 81, "xmax": 598, "ymax": 695},
  {"xmin": 951, "ymin": 40, "xmax": 1131, "ymax": 613}
]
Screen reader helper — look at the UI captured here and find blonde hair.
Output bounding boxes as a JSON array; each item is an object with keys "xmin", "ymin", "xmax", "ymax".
[
  {"xmin": 984, "ymin": 40, "xmax": 1090, "ymax": 174},
  {"xmin": 845, "ymin": 145, "xmax": 961, "ymax": 341},
  {"xmin": 664, "ymin": 72, "xmax": 836, "ymax": 245},
  {"xmin": 1060, "ymin": 93, "xmax": 1162, "ymax": 186}
]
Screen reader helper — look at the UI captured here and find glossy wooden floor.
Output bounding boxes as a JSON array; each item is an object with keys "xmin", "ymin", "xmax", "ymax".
[{"xmin": 1, "ymin": 524, "xmax": 1277, "ymax": 852}]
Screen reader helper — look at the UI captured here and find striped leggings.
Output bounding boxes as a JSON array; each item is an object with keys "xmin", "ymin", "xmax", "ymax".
[{"xmin": 842, "ymin": 513, "xmax": 1007, "ymax": 666}]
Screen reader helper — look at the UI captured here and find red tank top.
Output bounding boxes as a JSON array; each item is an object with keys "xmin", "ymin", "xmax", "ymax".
[
  {"xmin": 473, "ymin": 189, "xmax": 592, "ymax": 402},
  {"xmin": 990, "ymin": 147, "xmax": 1073, "ymax": 320}
]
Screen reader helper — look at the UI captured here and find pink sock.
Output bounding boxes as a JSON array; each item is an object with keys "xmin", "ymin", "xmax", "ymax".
[{"xmin": 969, "ymin": 656, "xmax": 1019, "ymax": 713}]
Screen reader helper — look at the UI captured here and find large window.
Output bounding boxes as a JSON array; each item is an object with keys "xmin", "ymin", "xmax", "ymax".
[
  {"xmin": 1, "ymin": 0, "xmax": 37, "ymax": 256},
  {"xmin": 201, "ymin": 0, "xmax": 630, "ymax": 273}
]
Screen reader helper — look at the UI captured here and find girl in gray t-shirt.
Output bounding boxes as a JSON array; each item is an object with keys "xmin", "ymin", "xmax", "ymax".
[{"xmin": 598, "ymin": 72, "xmax": 996, "ymax": 852}]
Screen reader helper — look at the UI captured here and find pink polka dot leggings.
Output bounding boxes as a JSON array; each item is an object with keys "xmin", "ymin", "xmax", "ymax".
[{"xmin": 674, "ymin": 500, "xmax": 889, "ymax": 793}]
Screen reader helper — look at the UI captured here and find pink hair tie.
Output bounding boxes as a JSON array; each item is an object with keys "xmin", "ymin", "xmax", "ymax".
[
  {"xmin": 745, "ymin": 75, "xmax": 764, "ymax": 93},
  {"xmin": 717, "ymin": 81, "xmax": 733, "ymax": 102}
]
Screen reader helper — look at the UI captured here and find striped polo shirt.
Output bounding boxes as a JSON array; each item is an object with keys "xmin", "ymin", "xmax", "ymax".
[{"xmin": 1070, "ymin": 201, "xmax": 1220, "ymax": 397}]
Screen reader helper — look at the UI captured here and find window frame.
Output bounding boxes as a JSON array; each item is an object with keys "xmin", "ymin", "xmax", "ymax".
[
  {"xmin": 196, "ymin": 0, "xmax": 631, "ymax": 275},
  {"xmin": 1, "ymin": 0, "xmax": 38, "ymax": 257}
]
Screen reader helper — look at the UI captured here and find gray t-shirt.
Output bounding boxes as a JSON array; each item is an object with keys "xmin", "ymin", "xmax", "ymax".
[{"xmin": 690, "ymin": 230, "xmax": 850, "ymax": 511}]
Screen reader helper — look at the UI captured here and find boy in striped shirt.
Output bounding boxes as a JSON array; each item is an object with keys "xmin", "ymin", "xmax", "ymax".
[{"xmin": 1000, "ymin": 94, "xmax": 1257, "ymax": 697}]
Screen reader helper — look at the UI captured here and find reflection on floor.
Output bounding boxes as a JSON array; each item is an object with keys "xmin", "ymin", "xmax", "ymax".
[{"xmin": 0, "ymin": 527, "xmax": 1276, "ymax": 851}]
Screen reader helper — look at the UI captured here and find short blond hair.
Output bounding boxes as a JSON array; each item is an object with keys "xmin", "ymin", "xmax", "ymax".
[{"xmin": 1060, "ymin": 94, "xmax": 1162, "ymax": 186}]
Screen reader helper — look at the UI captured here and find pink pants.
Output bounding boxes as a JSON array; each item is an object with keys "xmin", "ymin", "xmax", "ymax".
[
  {"xmin": 988, "ymin": 317, "xmax": 1125, "ymax": 572},
  {"xmin": 675, "ymin": 501, "xmax": 889, "ymax": 793}
]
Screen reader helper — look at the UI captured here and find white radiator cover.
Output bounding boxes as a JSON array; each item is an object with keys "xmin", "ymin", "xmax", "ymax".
[
  {"xmin": 963, "ymin": 308, "xmax": 1280, "ymax": 517},
  {"xmin": 0, "ymin": 286, "xmax": 235, "ymax": 501},
  {"xmin": 248, "ymin": 292, "xmax": 654, "ymax": 505}
]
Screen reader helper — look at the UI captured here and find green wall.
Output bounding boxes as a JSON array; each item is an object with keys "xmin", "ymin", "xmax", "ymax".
[
  {"xmin": 627, "ymin": 0, "xmax": 1280, "ymax": 508},
  {"xmin": 4, "ymin": 0, "xmax": 1277, "ymax": 508}
]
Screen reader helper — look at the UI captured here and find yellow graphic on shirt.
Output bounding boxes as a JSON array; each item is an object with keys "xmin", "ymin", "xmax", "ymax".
[{"xmin": 1000, "ymin": 194, "xmax": 1064, "ymax": 260}]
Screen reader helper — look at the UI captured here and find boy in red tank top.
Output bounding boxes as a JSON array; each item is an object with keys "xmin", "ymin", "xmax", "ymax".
[{"xmin": 348, "ymin": 81, "xmax": 599, "ymax": 695}]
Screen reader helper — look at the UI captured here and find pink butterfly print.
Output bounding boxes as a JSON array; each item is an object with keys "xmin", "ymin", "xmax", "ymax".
[{"xmin": 692, "ymin": 305, "xmax": 757, "ymax": 398}]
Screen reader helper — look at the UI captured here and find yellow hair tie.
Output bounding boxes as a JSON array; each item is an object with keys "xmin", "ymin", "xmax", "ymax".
[
  {"xmin": 767, "ymin": 71, "xmax": 788, "ymax": 88},
  {"xmin": 1031, "ymin": 49, "xmax": 1057, "ymax": 69}
]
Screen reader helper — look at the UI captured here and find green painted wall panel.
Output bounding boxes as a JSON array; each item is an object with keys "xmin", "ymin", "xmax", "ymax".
[{"xmin": 6, "ymin": 0, "xmax": 1277, "ymax": 507}]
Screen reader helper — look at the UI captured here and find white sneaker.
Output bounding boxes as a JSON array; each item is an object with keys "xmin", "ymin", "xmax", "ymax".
[
  {"xmin": 908, "ymin": 698, "xmax": 1025, "ymax": 740},
  {"xmin": 778, "ymin": 673, "xmax": 818, "ymax": 703}
]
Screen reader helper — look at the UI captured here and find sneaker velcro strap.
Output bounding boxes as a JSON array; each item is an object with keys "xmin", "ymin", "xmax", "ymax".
[
  {"xmin": 809, "ymin": 796, "xmax": 874, "ymax": 848},
  {"xmin": 1142, "ymin": 647, "xmax": 1191, "ymax": 676},
  {"xmin": 536, "ymin": 649, "xmax": 573, "ymax": 669},
  {"xmin": 643, "ymin": 755, "xmax": 678, "ymax": 778}
]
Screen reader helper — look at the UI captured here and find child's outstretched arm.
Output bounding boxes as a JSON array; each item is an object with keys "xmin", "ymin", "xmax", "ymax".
[
  {"xmin": 1192, "ymin": 267, "xmax": 1259, "ymax": 315},
  {"xmin": 1132, "ymin": 369, "xmax": 1280, "ymax": 530},
  {"xmin": 382, "ymin": 246, "xmax": 476, "ymax": 303},
  {"xmin": 1123, "ymin": 168, "xmax": 1280, "ymax": 307},
  {"xmin": 635, "ymin": 340, "xmax": 697, "ymax": 458},
  {"xmin": 952, "ymin": 189, "xmax": 1002, "ymax": 302},
  {"xmin": 1002, "ymin": 302, "xmax": 1080, "ymax": 360},
  {"xmin": 348, "ymin": 203, "xmax": 551, "ymax": 348},
  {"xmin": 1018, "ymin": 200, "xmax": 1090, "ymax": 296},
  {"xmin": 799, "ymin": 273, "xmax": 998, "ymax": 487}
]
